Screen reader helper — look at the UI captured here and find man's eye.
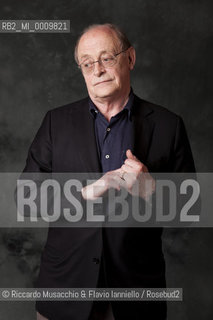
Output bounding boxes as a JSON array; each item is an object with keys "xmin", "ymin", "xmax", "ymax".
[
  {"xmin": 102, "ymin": 57, "xmax": 114, "ymax": 62},
  {"xmin": 84, "ymin": 62, "xmax": 92, "ymax": 68},
  {"xmin": 81, "ymin": 60, "xmax": 93, "ymax": 68}
]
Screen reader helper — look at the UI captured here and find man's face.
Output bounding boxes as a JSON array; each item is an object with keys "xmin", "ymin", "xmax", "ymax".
[{"xmin": 77, "ymin": 27, "xmax": 135, "ymax": 102}]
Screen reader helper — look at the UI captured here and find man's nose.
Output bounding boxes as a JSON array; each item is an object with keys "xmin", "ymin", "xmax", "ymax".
[{"xmin": 93, "ymin": 60, "xmax": 105, "ymax": 76}]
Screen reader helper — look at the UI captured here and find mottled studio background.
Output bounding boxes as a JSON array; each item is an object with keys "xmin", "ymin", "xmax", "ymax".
[{"xmin": 0, "ymin": 0, "xmax": 213, "ymax": 319}]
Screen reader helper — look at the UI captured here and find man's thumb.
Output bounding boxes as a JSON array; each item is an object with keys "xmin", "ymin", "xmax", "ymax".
[{"xmin": 126, "ymin": 149, "xmax": 136, "ymax": 159}]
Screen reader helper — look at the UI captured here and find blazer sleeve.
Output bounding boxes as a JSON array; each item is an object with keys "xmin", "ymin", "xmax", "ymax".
[
  {"xmin": 162, "ymin": 116, "xmax": 200, "ymax": 277},
  {"xmin": 21, "ymin": 110, "xmax": 87, "ymax": 222},
  {"xmin": 23, "ymin": 111, "xmax": 52, "ymax": 173},
  {"xmin": 171, "ymin": 116, "xmax": 195, "ymax": 173}
]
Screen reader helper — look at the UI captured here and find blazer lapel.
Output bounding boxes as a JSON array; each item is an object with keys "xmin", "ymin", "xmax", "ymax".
[
  {"xmin": 69, "ymin": 98, "xmax": 101, "ymax": 173},
  {"xmin": 132, "ymin": 95, "xmax": 155, "ymax": 165}
]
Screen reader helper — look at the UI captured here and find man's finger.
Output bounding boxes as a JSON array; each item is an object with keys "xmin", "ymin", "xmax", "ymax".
[
  {"xmin": 124, "ymin": 158, "xmax": 142, "ymax": 169},
  {"xmin": 122, "ymin": 164, "xmax": 137, "ymax": 173},
  {"xmin": 126, "ymin": 149, "xmax": 137, "ymax": 160}
]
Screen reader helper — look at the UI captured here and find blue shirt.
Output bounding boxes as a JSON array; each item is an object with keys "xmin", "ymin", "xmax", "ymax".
[{"xmin": 89, "ymin": 90, "xmax": 134, "ymax": 173}]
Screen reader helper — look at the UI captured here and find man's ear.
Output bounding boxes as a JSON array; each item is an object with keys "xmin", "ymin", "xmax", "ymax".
[{"xmin": 128, "ymin": 46, "xmax": 136, "ymax": 70}]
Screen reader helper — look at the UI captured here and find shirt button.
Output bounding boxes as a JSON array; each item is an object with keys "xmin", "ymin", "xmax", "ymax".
[
  {"xmin": 95, "ymin": 110, "xmax": 98, "ymax": 113},
  {"xmin": 107, "ymin": 127, "xmax": 111, "ymax": 132},
  {"xmin": 105, "ymin": 154, "xmax": 110, "ymax": 159},
  {"xmin": 92, "ymin": 258, "xmax": 100, "ymax": 264}
]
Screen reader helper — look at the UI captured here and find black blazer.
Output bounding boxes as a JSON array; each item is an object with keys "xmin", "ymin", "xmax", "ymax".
[{"xmin": 24, "ymin": 94, "xmax": 195, "ymax": 320}]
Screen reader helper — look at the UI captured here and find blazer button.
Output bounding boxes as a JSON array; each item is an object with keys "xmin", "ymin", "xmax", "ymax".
[{"xmin": 92, "ymin": 258, "xmax": 100, "ymax": 264}]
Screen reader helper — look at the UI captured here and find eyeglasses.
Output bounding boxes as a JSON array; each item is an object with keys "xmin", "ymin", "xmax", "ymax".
[{"xmin": 78, "ymin": 47, "xmax": 129, "ymax": 75}]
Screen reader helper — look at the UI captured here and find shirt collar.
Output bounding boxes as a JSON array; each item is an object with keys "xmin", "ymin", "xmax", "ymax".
[{"xmin": 89, "ymin": 88, "xmax": 134, "ymax": 120}]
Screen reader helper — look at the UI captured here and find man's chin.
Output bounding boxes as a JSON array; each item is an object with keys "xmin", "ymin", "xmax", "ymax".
[{"xmin": 92, "ymin": 87, "xmax": 117, "ymax": 99}]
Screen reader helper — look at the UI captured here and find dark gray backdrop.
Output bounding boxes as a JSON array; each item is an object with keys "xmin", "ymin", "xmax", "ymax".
[{"xmin": 0, "ymin": 0, "xmax": 212, "ymax": 319}]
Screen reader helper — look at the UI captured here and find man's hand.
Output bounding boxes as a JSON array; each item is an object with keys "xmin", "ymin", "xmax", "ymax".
[
  {"xmin": 81, "ymin": 169, "xmax": 124, "ymax": 200},
  {"xmin": 120, "ymin": 150, "xmax": 155, "ymax": 200},
  {"xmin": 81, "ymin": 149, "xmax": 155, "ymax": 201}
]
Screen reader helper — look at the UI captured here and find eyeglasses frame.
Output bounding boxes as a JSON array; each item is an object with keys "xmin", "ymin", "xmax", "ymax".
[{"xmin": 78, "ymin": 47, "xmax": 130, "ymax": 74}]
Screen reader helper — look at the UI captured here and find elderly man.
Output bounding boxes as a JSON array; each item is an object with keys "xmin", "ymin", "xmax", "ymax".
[{"xmin": 24, "ymin": 23, "xmax": 195, "ymax": 320}]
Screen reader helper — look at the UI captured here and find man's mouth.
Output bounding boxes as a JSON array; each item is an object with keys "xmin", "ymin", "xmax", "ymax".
[{"xmin": 94, "ymin": 79, "xmax": 112, "ymax": 86}]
